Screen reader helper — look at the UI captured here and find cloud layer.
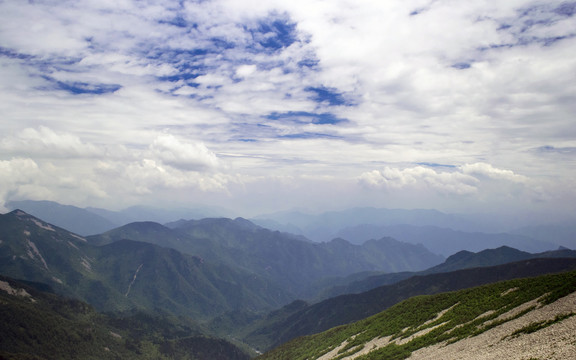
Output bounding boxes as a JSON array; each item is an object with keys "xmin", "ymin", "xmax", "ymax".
[{"xmin": 0, "ymin": 0, "xmax": 575, "ymax": 218}]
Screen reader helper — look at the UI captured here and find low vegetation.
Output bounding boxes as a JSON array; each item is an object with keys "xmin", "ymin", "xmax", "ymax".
[
  {"xmin": 0, "ymin": 276, "xmax": 251, "ymax": 360},
  {"xmin": 258, "ymin": 269, "xmax": 576, "ymax": 360}
]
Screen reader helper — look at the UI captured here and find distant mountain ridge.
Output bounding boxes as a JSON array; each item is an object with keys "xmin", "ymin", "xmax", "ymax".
[
  {"xmin": 90, "ymin": 217, "xmax": 444, "ymax": 298},
  {"xmin": 5, "ymin": 200, "xmax": 234, "ymax": 236},
  {"xmin": 512, "ymin": 220, "xmax": 576, "ymax": 249},
  {"xmin": 316, "ymin": 245, "xmax": 576, "ymax": 301},
  {"xmin": 252, "ymin": 207, "xmax": 484, "ymax": 242},
  {"xmin": 6, "ymin": 200, "xmax": 120, "ymax": 236},
  {"xmin": 335, "ymin": 223, "xmax": 555, "ymax": 256}
]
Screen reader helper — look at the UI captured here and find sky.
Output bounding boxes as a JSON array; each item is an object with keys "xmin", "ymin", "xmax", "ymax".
[{"xmin": 0, "ymin": 0, "xmax": 575, "ymax": 220}]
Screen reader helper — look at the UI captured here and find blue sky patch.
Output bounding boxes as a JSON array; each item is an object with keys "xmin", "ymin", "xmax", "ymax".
[
  {"xmin": 266, "ymin": 111, "xmax": 347, "ymax": 125},
  {"xmin": 298, "ymin": 58, "xmax": 319, "ymax": 69},
  {"xmin": 555, "ymin": 2, "xmax": 576, "ymax": 16},
  {"xmin": 0, "ymin": 47, "xmax": 35, "ymax": 60},
  {"xmin": 278, "ymin": 132, "xmax": 341, "ymax": 140},
  {"xmin": 452, "ymin": 62, "xmax": 471, "ymax": 69},
  {"xmin": 535, "ymin": 145, "xmax": 576, "ymax": 154},
  {"xmin": 417, "ymin": 162, "xmax": 457, "ymax": 168},
  {"xmin": 305, "ymin": 86, "xmax": 350, "ymax": 106},
  {"xmin": 42, "ymin": 77, "xmax": 121, "ymax": 95},
  {"xmin": 247, "ymin": 15, "xmax": 298, "ymax": 51}
]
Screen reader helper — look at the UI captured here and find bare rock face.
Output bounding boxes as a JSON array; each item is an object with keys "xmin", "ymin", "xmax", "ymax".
[{"xmin": 409, "ymin": 292, "xmax": 576, "ymax": 360}]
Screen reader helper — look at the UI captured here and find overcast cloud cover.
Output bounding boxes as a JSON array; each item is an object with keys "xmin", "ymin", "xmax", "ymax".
[{"xmin": 1, "ymin": 0, "xmax": 575, "ymax": 219}]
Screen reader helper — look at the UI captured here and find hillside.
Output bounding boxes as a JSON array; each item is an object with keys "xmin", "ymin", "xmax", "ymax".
[
  {"xmin": 0, "ymin": 275, "xmax": 251, "ymax": 360},
  {"xmin": 0, "ymin": 210, "xmax": 289, "ymax": 318},
  {"xmin": 257, "ymin": 269, "xmax": 576, "ymax": 360},
  {"xmin": 241, "ymin": 257, "xmax": 576, "ymax": 352},
  {"xmin": 90, "ymin": 218, "xmax": 443, "ymax": 298}
]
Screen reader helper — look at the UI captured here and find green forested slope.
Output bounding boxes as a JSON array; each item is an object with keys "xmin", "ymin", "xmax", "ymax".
[{"xmin": 0, "ymin": 275, "xmax": 251, "ymax": 360}]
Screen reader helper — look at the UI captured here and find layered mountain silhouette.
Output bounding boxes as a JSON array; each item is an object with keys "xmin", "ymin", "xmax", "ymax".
[
  {"xmin": 317, "ymin": 245, "xmax": 576, "ymax": 300},
  {"xmin": 2, "ymin": 205, "xmax": 576, "ymax": 359},
  {"xmin": 89, "ymin": 217, "xmax": 444, "ymax": 298},
  {"xmin": 5, "ymin": 200, "xmax": 233, "ymax": 236},
  {"xmin": 335, "ymin": 223, "xmax": 555, "ymax": 255},
  {"xmin": 0, "ymin": 210, "xmax": 289, "ymax": 318}
]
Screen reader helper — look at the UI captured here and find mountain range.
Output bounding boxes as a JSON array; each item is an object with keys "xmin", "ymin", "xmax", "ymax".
[
  {"xmin": 334, "ymin": 223, "xmax": 555, "ymax": 256},
  {"xmin": 88, "ymin": 217, "xmax": 443, "ymax": 298},
  {"xmin": 315, "ymin": 245, "xmax": 576, "ymax": 301},
  {"xmin": 5, "ymin": 200, "xmax": 234, "ymax": 236},
  {"xmin": 9, "ymin": 201, "xmax": 575, "ymax": 255},
  {"xmin": 2, "ymin": 201, "xmax": 576, "ymax": 359},
  {"xmin": 0, "ymin": 210, "xmax": 290, "ymax": 318}
]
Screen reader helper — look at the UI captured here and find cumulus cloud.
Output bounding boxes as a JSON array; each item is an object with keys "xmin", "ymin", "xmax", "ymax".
[
  {"xmin": 461, "ymin": 162, "xmax": 529, "ymax": 183},
  {"xmin": 150, "ymin": 134, "xmax": 219, "ymax": 171},
  {"xmin": 0, "ymin": 0, "xmax": 575, "ymax": 216},
  {"xmin": 0, "ymin": 127, "xmax": 102, "ymax": 158},
  {"xmin": 359, "ymin": 166, "xmax": 479, "ymax": 195},
  {"xmin": 0, "ymin": 158, "xmax": 108, "ymax": 210},
  {"xmin": 357, "ymin": 162, "xmax": 554, "ymax": 213}
]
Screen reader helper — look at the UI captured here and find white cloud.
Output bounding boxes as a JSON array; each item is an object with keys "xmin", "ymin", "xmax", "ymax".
[
  {"xmin": 150, "ymin": 134, "xmax": 219, "ymax": 171},
  {"xmin": 0, "ymin": 0, "xmax": 575, "ymax": 217},
  {"xmin": 0, "ymin": 127, "xmax": 103, "ymax": 158},
  {"xmin": 359, "ymin": 166, "xmax": 479, "ymax": 195},
  {"xmin": 461, "ymin": 163, "xmax": 529, "ymax": 183},
  {"xmin": 0, "ymin": 158, "xmax": 40, "ymax": 185}
]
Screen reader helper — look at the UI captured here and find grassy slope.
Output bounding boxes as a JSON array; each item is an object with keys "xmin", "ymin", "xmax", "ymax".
[{"xmin": 257, "ymin": 269, "xmax": 576, "ymax": 360}]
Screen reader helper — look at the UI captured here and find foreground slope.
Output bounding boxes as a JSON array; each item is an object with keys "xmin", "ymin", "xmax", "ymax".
[
  {"xmin": 258, "ymin": 269, "xmax": 576, "ymax": 360},
  {"xmin": 242, "ymin": 257, "xmax": 576, "ymax": 352}
]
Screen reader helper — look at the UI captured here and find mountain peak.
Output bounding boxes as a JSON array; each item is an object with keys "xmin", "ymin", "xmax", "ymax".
[
  {"xmin": 233, "ymin": 217, "xmax": 261, "ymax": 230},
  {"xmin": 9, "ymin": 209, "xmax": 30, "ymax": 217}
]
